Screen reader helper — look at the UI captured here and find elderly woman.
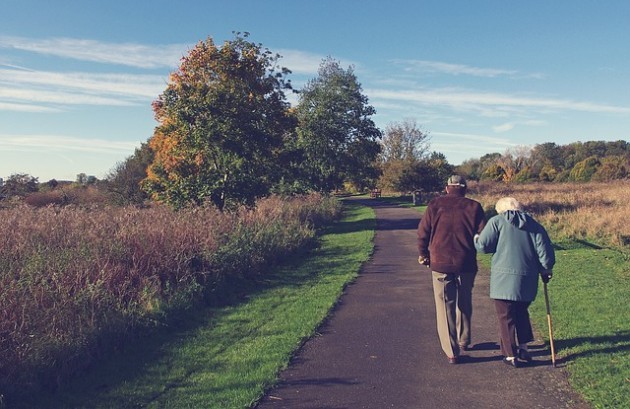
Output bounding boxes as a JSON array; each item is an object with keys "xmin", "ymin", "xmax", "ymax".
[{"xmin": 474, "ymin": 197, "xmax": 555, "ymax": 367}]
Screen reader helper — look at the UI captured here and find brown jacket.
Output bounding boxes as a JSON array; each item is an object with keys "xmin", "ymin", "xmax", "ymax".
[{"xmin": 417, "ymin": 189, "xmax": 486, "ymax": 274}]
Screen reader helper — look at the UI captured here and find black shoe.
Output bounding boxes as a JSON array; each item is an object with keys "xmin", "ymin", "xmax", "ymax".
[
  {"xmin": 518, "ymin": 348, "xmax": 533, "ymax": 362},
  {"xmin": 502, "ymin": 357, "xmax": 520, "ymax": 368}
]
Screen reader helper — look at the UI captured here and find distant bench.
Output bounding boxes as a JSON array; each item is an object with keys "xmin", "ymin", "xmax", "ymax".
[{"xmin": 370, "ymin": 188, "xmax": 382, "ymax": 198}]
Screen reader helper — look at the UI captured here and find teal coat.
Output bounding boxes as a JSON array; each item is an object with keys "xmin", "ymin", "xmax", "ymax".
[{"xmin": 475, "ymin": 210, "xmax": 555, "ymax": 302}]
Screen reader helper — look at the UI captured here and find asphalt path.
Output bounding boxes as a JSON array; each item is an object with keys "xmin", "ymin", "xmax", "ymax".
[{"xmin": 256, "ymin": 199, "xmax": 590, "ymax": 409}]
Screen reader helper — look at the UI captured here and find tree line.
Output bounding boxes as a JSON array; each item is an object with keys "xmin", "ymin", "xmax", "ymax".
[
  {"xmin": 2, "ymin": 33, "xmax": 628, "ymax": 207},
  {"xmin": 457, "ymin": 140, "xmax": 629, "ymax": 183}
]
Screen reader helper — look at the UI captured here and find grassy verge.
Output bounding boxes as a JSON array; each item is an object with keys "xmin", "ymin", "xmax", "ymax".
[
  {"xmin": 23, "ymin": 201, "xmax": 375, "ymax": 409},
  {"xmin": 479, "ymin": 242, "xmax": 629, "ymax": 409}
]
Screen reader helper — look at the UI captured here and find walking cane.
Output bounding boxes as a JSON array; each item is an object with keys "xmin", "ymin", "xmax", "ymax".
[{"xmin": 543, "ymin": 282, "xmax": 556, "ymax": 367}]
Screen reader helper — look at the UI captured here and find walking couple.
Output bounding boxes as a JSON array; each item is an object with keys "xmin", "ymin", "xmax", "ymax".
[{"xmin": 417, "ymin": 175, "xmax": 555, "ymax": 367}]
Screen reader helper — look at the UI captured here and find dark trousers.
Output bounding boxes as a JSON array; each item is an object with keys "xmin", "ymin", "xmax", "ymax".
[{"xmin": 493, "ymin": 299, "xmax": 534, "ymax": 357}]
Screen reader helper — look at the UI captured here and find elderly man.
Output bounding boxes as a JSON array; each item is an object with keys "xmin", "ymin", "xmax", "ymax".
[{"xmin": 417, "ymin": 175, "xmax": 486, "ymax": 364}]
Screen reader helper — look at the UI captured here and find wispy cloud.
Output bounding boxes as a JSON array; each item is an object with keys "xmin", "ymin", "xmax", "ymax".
[
  {"xmin": 0, "ymin": 36, "xmax": 334, "ymax": 75},
  {"xmin": 369, "ymin": 87, "xmax": 630, "ymax": 115},
  {"xmin": 1, "ymin": 68, "xmax": 165, "ymax": 98},
  {"xmin": 0, "ymin": 87, "xmax": 140, "ymax": 106},
  {"xmin": 0, "ymin": 62, "xmax": 35, "ymax": 71},
  {"xmin": 493, "ymin": 123, "xmax": 515, "ymax": 132},
  {"xmin": 492, "ymin": 119, "xmax": 546, "ymax": 133},
  {"xmin": 392, "ymin": 59, "xmax": 545, "ymax": 79},
  {"xmin": 0, "ymin": 36, "xmax": 187, "ymax": 68},
  {"xmin": 0, "ymin": 135, "xmax": 140, "ymax": 154},
  {"xmin": 0, "ymin": 68, "xmax": 167, "ymax": 110},
  {"xmin": 0, "ymin": 101, "xmax": 60, "ymax": 112},
  {"xmin": 276, "ymin": 49, "xmax": 325, "ymax": 75},
  {"xmin": 431, "ymin": 131, "xmax": 519, "ymax": 159},
  {"xmin": 0, "ymin": 37, "xmax": 329, "ymax": 111}
]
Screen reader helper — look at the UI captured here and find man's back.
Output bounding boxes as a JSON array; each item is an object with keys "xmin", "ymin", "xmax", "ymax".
[{"xmin": 417, "ymin": 192, "xmax": 485, "ymax": 273}]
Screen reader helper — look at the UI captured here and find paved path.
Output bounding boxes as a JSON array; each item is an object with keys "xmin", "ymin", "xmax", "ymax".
[{"xmin": 256, "ymin": 199, "xmax": 590, "ymax": 409}]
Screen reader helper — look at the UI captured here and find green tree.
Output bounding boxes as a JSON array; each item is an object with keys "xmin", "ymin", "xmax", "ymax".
[
  {"xmin": 422, "ymin": 152, "xmax": 454, "ymax": 192},
  {"xmin": 144, "ymin": 33, "xmax": 294, "ymax": 209},
  {"xmin": 514, "ymin": 165, "xmax": 533, "ymax": 182},
  {"xmin": 295, "ymin": 57, "xmax": 382, "ymax": 192},
  {"xmin": 76, "ymin": 173, "xmax": 88, "ymax": 185},
  {"xmin": 569, "ymin": 156, "xmax": 600, "ymax": 181},
  {"xmin": 482, "ymin": 163, "xmax": 505, "ymax": 182},
  {"xmin": 476, "ymin": 152, "xmax": 502, "ymax": 181},
  {"xmin": 106, "ymin": 142, "xmax": 154, "ymax": 206},
  {"xmin": 591, "ymin": 155, "xmax": 629, "ymax": 181},
  {"xmin": 47, "ymin": 179, "xmax": 59, "ymax": 190},
  {"xmin": 456, "ymin": 158, "xmax": 482, "ymax": 181},
  {"xmin": 603, "ymin": 140, "xmax": 629, "ymax": 156},
  {"xmin": 0, "ymin": 173, "xmax": 39, "ymax": 198},
  {"xmin": 393, "ymin": 152, "xmax": 453, "ymax": 193},
  {"xmin": 530, "ymin": 142, "xmax": 563, "ymax": 176},
  {"xmin": 538, "ymin": 163, "xmax": 559, "ymax": 182}
]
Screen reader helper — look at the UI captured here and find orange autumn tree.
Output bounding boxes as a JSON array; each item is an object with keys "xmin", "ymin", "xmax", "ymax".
[{"xmin": 144, "ymin": 33, "xmax": 294, "ymax": 209}]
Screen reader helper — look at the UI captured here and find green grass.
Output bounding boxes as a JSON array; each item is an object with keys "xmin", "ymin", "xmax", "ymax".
[
  {"xmin": 479, "ymin": 242, "xmax": 630, "ymax": 409},
  {"xmin": 24, "ymin": 201, "xmax": 375, "ymax": 409},
  {"xmin": 367, "ymin": 193, "xmax": 427, "ymax": 211}
]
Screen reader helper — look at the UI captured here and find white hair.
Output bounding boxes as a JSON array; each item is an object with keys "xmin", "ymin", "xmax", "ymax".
[{"xmin": 495, "ymin": 197, "xmax": 522, "ymax": 214}]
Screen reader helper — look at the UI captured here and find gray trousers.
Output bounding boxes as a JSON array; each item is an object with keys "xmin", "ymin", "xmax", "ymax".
[{"xmin": 431, "ymin": 271, "xmax": 476, "ymax": 357}]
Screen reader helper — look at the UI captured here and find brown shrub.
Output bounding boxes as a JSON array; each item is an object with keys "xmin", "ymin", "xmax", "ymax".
[{"xmin": 0, "ymin": 193, "xmax": 340, "ymax": 398}]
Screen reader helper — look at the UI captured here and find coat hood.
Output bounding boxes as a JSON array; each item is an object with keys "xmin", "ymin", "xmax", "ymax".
[{"xmin": 502, "ymin": 210, "xmax": 529, "ymax": 229}]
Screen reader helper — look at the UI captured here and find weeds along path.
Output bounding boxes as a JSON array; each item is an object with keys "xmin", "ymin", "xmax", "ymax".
[{"xmin": 21, "ymin": 201, "xmax": 375, "ymax": 409}]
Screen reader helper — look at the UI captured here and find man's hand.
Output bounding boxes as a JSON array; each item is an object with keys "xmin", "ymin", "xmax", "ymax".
[
  {"xmin": 418, "ymin": 256, "xmax": 430, "ymax": 266},
  {"xmin": 541, "ymin": 269, "xmax": 553, "ymax": 283}
]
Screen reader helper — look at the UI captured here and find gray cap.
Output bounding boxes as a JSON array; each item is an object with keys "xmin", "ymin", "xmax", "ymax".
[{"xmin": 447, "ymin": 175, "xmax": 467, "ymax": 187}]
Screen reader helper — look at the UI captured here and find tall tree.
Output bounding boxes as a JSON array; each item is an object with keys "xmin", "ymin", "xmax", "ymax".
[
  {"xmin": 295, "ymin": 57, "xmax": 382, "ymax": 192},
  {"xmin": 378, "ymin": 120, "xmax": 430, "ymax": 191},
  {"xmin": 143, "ymin": 33, "xmax": 293, "ymax": 209},
  {"xmin": 379, "ymin": 120, "xmax": 430, "ymax": 163}
]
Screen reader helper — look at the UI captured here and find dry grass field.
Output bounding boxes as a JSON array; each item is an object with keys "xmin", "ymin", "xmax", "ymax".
[
  {"xmin": 468, "ymin": 180, "xmax": 630, "ymax": 249},
  {"xmin": 0, "ymin": 193, "xmax": 340, "ymax": 401}
]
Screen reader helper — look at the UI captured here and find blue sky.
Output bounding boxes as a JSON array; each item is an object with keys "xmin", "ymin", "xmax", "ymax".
[{"xmin": 1, "ymin": 1, "xmax": 629, "ymax": 182}]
